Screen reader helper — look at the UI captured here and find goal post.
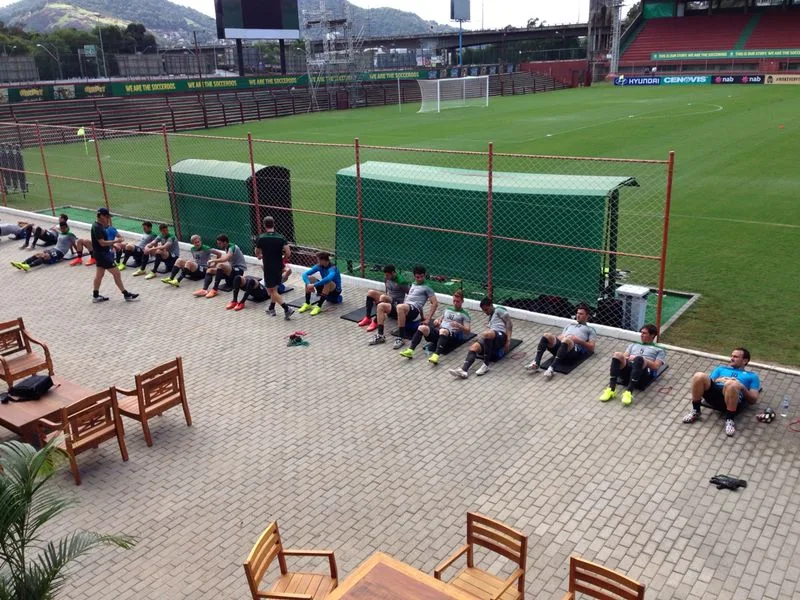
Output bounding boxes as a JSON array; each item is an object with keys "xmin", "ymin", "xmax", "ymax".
[{"xmin": 417, "ymin": 75, "xmax": 489, "ymax": 113}]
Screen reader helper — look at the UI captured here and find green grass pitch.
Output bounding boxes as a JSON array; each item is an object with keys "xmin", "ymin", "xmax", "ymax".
[{"xmin": 7, "ymin": 84, "xmax": 799, "ymax": 366}]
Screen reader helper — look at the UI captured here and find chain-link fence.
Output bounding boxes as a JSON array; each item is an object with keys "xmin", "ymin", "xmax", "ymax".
[{"xmin": 0, "ymin": 121, "xmax": 673, "ymax": 330}]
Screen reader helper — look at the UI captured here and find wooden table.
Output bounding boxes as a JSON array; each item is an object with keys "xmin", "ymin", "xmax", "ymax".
[
  {"xmin": 328, "ymin": 552, "xmax": 476, "ymax": 600},
  {"xmin": 0, "ymin": 377, "xmax": 94, "ymax": 444}
]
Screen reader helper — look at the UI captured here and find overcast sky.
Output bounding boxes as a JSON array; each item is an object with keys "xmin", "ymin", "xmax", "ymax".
[{"xmin": 0, "ymin": 0, "xmax": 636, "ymax": 31}]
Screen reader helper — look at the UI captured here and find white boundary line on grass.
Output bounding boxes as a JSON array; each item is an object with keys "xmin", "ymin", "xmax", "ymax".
[{"xmin": 3, "ymin": 206, "xmax": 797, "ymax": 376}]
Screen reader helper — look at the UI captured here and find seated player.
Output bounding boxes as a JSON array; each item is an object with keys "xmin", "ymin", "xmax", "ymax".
[
  {"xmin": 682, "ymin": 347, "xmax": 760, "ymax": 437},
  {"xmin": 1, "ymin": 221, "xmax": 34, "ymax": 247},
  {"xmin": 193, "ymin": 234, "xmax": 247, "ymax": 298},
  {"xmin": 162, "ymin": 234, "xmax": 217, "ymax": 287},
  {"xmin": 525, "ymin": 304, "xmax": 596, "ymax": 378},
  {"xmin": 298, "ymin": 252, "xmax": 342, "ymax": 316},
  {"xmin": 133, "ymin": 223, "xmax": 180, "ymax": 279},
  {"xmin": 598, "ymin": 323, "xmax": 666, "ymax": 406},
  {"xmin": 369, "ymin": 265, "xmax": 438, "ymax": 349},
  {"xmin": 449, "ymin": 297, "xmax": 511, "ymax": 378},
  {"xmin": 115, "ymin": 221, "xmax": 156, "ymax": 270},
  {"xmin": 10, "ymin": 222, "xmax": 77, "ymax": 271},
  {"xmin": 399, "ymin": 289, "xmax": 471, "ymax": 364},
  {"xmin": 357, "ymin": 264, "xmax": 409, "ymax": 332},
  {"xmin": 226, "ymin": 274, "xmax": 269, "ymax": 311},
  {"xmin": 26, "ymin": 214, "xmax": 69, "ymax": 250}
]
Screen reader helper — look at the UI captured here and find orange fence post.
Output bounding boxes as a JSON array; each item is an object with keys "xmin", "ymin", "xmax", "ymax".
[
  {"xmin": 35, "ymin": 123, "xmax": 56, "ymax": 216},
  {"xmin": 655, "ymin": 150, "xmax": 675, "ymax": 336},
  {"xmin": 487, "ymin": 142, "xmax": 494, "ymax": 300},
  {"xmin": 355, "ymin": 137, "xmax": 365, "ymax": 278},
  {"xmin": 0, "ymin": 172, "xmax": 7, "ymax": 208},
  {"xmin": 247, "ymin": 133, "xmax": 262, "ymax": 236},
  {"xmin": 90, "ymin": 123, "xmax": 110, "ymax": 211},
  {"xmin": 162, "ymin": 125, "xmax": 182, "ymax": 241}
]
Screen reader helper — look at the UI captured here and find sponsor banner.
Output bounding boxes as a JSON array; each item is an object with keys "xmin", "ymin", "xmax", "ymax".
[
  {"xmin": 8, "ymin": 86, "xmax": 53, "ymax": 102},
  {"xmin": 661, "ymin": 75, "xmax": 711, "ymax": 85},
  {"xmin": 76, "ymin": 83, "xmax": 109, "ymax": 99},
  {"xmin": 711, "ymin": 74, "xmax": 764, "ymax": 85},
  {"xmin": 765, "ymin": 74, "xmax": 800, "ymax": 85},
  {"xmin": 652, "ymin": 48, "xmax": 800, "ymax": 61},
  {"xmin": 614, "ymin": 76, "xmax": 661, "ymax": 86}
]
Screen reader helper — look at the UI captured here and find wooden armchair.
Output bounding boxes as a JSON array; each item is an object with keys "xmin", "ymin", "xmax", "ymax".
[
  {"xmin": 435, "ymin": 512, "xmax": 528, "ymax": 600},
  {"xmin": 243, "ymin": 521, "xmax": 338, "ymax": 600},
  {"xmin": 116, "ymin": 356, "xmax": 192, "ymax": 447},
  {"xmin": 36, "ymin": 387, "xmax": 129, "ymax": 486},
  {"xmin": 0, "ymin": 317, "xmax": 54, "ymax": 387},
  {"xmin": 561, "ymin": 556, "xmax": 645, "ymax": 600}
]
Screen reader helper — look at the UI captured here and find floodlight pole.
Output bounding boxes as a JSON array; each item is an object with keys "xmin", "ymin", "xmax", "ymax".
[{"xmin": 458, "ymin": 19, "xmax": 463, "ymax": 66}]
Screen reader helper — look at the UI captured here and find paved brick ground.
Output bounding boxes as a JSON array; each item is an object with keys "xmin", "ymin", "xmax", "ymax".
[{"xmin": 1, "ymin": 235, "xmax": 799, "ymax": 600}]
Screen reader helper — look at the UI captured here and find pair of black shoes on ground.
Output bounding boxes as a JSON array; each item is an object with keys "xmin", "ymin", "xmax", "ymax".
[
  {"xmin": 93, "ymin": 292, "xmax": 139, "ymax": 303},
  {"xmin": 710, "ymin": 474, "xmax": 747, "ymax": 491}
]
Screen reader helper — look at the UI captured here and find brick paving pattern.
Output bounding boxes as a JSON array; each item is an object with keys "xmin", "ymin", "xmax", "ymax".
[{"xmin": 1, "ymin": 233, "xmax": 799, "ymax": 600}]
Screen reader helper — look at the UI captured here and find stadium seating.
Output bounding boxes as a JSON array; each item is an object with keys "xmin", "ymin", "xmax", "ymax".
[
  {"xmin": 621, "ymin": 14, "xmax": 750, "ymax": 63},
  {"xmin": 745, "ymin": 10, "xmax": 800, "ymax": 49}
]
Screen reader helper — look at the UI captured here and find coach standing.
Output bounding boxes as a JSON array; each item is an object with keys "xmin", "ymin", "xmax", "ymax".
[
  {"xmin": 91, "ymin": 207, "xmax": 139, "ymax": 303},
  {"xmin": 254, "ymin": 215, "xmax": 293, "ymax": 319}
]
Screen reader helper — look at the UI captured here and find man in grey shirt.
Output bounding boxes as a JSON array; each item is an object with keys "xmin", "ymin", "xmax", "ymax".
[
  {"xmin": 370, "ymin": 265, "xmax": 438, "ymax": 349},
  {"xmin": 449, "ymin": 297, "xmax": 512, "ymax": 378},
  {"xmin": 598, "ymin": 323, "xmax": 666, "ymax": 406},
  {"xmin": 526, "ymin": 304, "xmax": 597, "ymax": 378},
  {"xmin": 358, "ymin": 264, "xmax": 409, "ymax": 331},
  {"xmin": 195, "ymin": 234, "xmax": 247, "ymax": 299},
  {"xmin": 10, "ymin": 222, "xmax": 77, "ymax": 271}
]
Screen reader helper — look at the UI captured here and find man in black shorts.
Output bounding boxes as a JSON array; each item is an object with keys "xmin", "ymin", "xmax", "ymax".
[
  {"xmin": 90, "ymin": 207, "xmax": 139, "ymax": 303},
  {"xmin": 116, "ymin": 221, "xmax": 156, "ymax": 270},
  {"xmin": 25, "ymin": 214, "xmax": 69, "ymax": 250},
  {"xmin": 163, "ymin": 234, "xmax": 217, "ymax": 287},
  {"xmin": 254, "ymin": 215, "xmax": 294, "ymax": 320},
  {"xmin": 11, "ymin": 222, "xmax": 77, "ymax": 271}
]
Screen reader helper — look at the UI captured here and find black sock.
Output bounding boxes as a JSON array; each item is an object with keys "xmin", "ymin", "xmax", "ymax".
[
  {"xmin": 268, "ymin": 301, "xmax": 276, "ymax": 310},
  {"xmin": 365, "ymin": 296, "xmax": 375, "ymax": 317},
  {"xmin": 725, "ymin": 410, "xmax": 736, "ymax": 421},
  {"xmin": 122, "ymin": 250, "xmax": 131, "ymax": 264},
  {"xmin": 213, "ymin": 271, "xmax": 225, "ymax": 290},
  {"xmin": 316, "ymin": 295, "xmax": 326, "ymax": 307},
  {"xmin": 177, "ymin": 270, "xmax": 186, "ymax": 282},
  {"xmin": 170, "ymin": 266, "xmax": 180, "ymax": 279},
  {"xmin": 692, "ymin": 401, "xmax": 702, "ymax": 414},
  {"xmin": 305, "ymin": 291, "xmax": 312, "ymax": 303},
  {"xmin": 151, "ymin": 257, "xmax": 162, "ymax": 273},
  {"xmin": 281, "ymin": 303, "xmax": 289, "ymax": 312},
  {"xmin": 93, "ymin": 289, "xmax": 99, "ymax": 298},
  {"xmin": 202, "ymin": 273, "xmax": 213, "ymax": 290},
  {"xmin": 377, "ymin": 324, "xmax": 384, "ymax": 336},
  {"xmin": 462, "ymin": 350, "xmax": 477, "ymax": 372},
  {"xmin": 435, "ymin": 334, "xmax": 447, "ymax": 355},
  {"xmin": 409, "ymin": 330, "xmax": 423, "ymax": 350},
  {"xmin": 122, "ymin": 289, "xmax": 130, "ymax": 297},
  {"xmin": 535, "ymin": 337, "xmax": 548, "ymax": 365},
  {"xmin": 628, "ymin": 357, "xmax": 646, "ymax": 391},
  {"xmin": 115, "ymin": 249, "xmax": 122, "ymax": 262},
  {"xmin": 27, "ymin": 257, "xmax": 42, "ymax": 267},
  {"xmin": 232, "ymin": 287, "xmax": 240, "ymax": 302},
  {"xmin": 140, "ymin": 255, "xmax": 150, "ymax": 270},
  {"xmin": 552, "ymin": 343, "xmax": 570, "ymax": 370},
  {"xmin": 609, "ymin": 357, "xmax": 622, "ymax": 391}
]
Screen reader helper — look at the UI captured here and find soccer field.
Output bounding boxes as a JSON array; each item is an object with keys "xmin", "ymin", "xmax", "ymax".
[{"xmin": 8, "ymin": 84, "xmax": 800, "ymax": 365}]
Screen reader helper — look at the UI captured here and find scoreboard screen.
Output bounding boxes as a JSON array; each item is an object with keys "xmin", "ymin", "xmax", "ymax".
[{"xmin": 215, "ymin": 0, "xmax": 300, "ymax": 40}]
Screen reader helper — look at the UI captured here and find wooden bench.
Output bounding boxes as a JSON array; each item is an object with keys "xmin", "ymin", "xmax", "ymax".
[
  {"xmin": 36, "ymin": 387, "xmax": 129, "ymax": 486},
  {"xmin": 0, "ymin": 317, "xmax": 54, "ymax": 388},
  {"xmin": 116, "ymin": 357, "xmax": 192, "ymax": 447}
]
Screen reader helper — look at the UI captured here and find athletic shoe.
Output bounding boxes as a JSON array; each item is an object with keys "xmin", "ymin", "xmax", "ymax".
[
  {"xmin": 298, "ymin": 302, "xmax": 312, "ymax": 313},
  {"xmin": 428, "ymin": 353, "xmax": 440, "ymax": 365},
  {"xmin": 266, "ymin": 308, "xmax": 277, "ymax": 317},
  {"xmin": 399, "ymin": 348, "xmax": 414, "ymax": 359},
  {"xmin": 725, "ymin": 419, "xmax": 736, "ymax": 437},
  {"xmin": 132, "ymin": 268, "xmax": 146, "ymax": 277},
  {"xmin": 117, "ymin": 262, "xmax": 126, "ymax": 271},
  {"xmin": 205, "ymin": 289, "xmax": 218, "ymax": 299},
  {"xmin": 598, "ymin": 387, "xmax": 616, "ymax": 402},
  {"xmin": 234, "ymin": 302, "xmax": 245, "ymax": 312},
  {"xmin": 92, "ymin": 295, "xmax": 109, "ymax": 303},
  {"xmin": 168, "ymin": 279, "xmax": 181, "ymax": 287},
  {"xmin": 123, "ymin": 292, "xmax": 139, "ymax": 302},
  {"xmin": 448, "ymin": 368, "xmax": 469, "ymax": 379},
  {"xmin": 309, "ymin": 305, "xmax": 321, "ymax": 316},
  {"xmin": 69, "ymin": 257, "xmax": 83, "ymax": 266},
  {"xmin": 192, "ymin": 289, "xmax": 208, "ymax": 297},
  {"xmin": 369, "ymin": 334, "xmax": 386, "ymax": 346},
  {"xmin": 18, "ymin": 262, "xmax": 30, "ymax": 272},
  {"xmin": 283, "ymin": 307, "xmax": 295, "ymax": 321},
  {"xmin": 144, "ymin": 272, "xmax": 156, "ymax": 280},
  {"xmin": 524, "ymin": 361, "xmax": 539, "ymax": 371},
  {"xmin": 357, "ymin": 316, "xmax": 372, "ymax": 327},
  {"xmin": 682, "ymin": 411, "xmax": 701, "ymax": 424},
  {"xmin": 392, "ymin": 337, "xmax": 405, "ymax": 350},
  {"xmin": 476, "ymin": 364, "xmax": 490, "ymax": 376},
  {"xmin": 85, "ymin": 257, "xmax": 96, "ymax": 266},
  {"xmin": 543, "ymin": 366, "xmax": 554, "ymax": 378},
  {"xmin": 621, "ymin": 390, "xmax": 633, "ymax": 406},
  {"xmin": 10, "ymin": 261, "xmax": 22, "ymax": 270},
  {"xmin": 225, "ymin": 300, "xmax": 237, "ymax": 310},
  {"xmin": 366, "ymin": 320, "xmax": 378, "ymax": 332},
  {"xmin": 160, "ymin": 277, "xmax": 173, "ymax": 284}
]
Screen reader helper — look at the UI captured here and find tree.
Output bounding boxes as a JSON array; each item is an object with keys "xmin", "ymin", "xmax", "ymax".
[
  {"xmin": 623, "ymin": 1, "xmax": 642, "ymax": 27},
  {"xmin": 0, "ymin": 439, "xmax": 135, "ymax": 600}
]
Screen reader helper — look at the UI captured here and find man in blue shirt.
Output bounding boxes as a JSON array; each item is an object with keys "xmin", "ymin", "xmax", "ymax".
[
  {"xmin": 299, "ymin": 252, "xmax": 342, "ymax": 316},
  {"xmin": 683, "ymin": 347, "xmax": 761, "ymax": 437}
]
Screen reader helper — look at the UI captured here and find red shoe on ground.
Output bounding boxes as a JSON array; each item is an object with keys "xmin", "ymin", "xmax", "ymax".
[
  {"xmin": 69, "ymin": 257, "xmax": 83, "ymax": 266},
  {"xmin": 357, "ymin": 315, "xmax": 372, "ymax": 327},
  {"xmin": 205, "ymin": 289, "xmax": 219, "ymax": 299},
  {"xmin": 225, "ymin": 300, "xmax": 237, "ymax": 310},
  {"xmin": 234, "ymin": 302, "xmax": 246, "ymax": 311},
  {"xmin": 366, "ymin": 319, "xmax": 378, "ymax": 332},
  {"xmin": 85, "ymin": 257, "xmax": 96, "ymax": 266}
]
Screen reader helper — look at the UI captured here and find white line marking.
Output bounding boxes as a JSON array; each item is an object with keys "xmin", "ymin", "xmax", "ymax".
[{"xmin": 671, "ymin": 213, "xmax": 800, "ymax": 229}]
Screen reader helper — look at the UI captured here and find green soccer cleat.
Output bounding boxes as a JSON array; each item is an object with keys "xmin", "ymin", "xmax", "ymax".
[
  {"xmin": 399, "ymin": 348, "xmax": 414, "ymax": 359},
  {"xmin": 621, "ymin": 390, "xmax": 633, "ymax": 406},
  {"xmin": 309, "ymin": 305, "xmax": 321, "ymax": 316},
  {"xmin": 168, "ymin": 279, "xmax": 181, "ymax": 287},
  {"xmin": 160, "ymin": 276, "xmax": 173, "ymax": 284},
  {"xmin": 598, "ymin": 387, "xmax": 616, "ymax": 402},
  {"xmin": 144, "ymin": 272, "xmax": 156, "ymax": 280},
  {"xmin": 132, "ymin": 268, "xmax": 146, "ymax": 277},
  {"xmin": 428, "ymin": 353, "xmax": 440, "ymax": 365},
  {"xmin": 297, "ymin": 302, "xmax": 312, "ymax": 313},
  {"xmin": 117, "ymin": 262, "xmax": 126, "ymax": 271}
]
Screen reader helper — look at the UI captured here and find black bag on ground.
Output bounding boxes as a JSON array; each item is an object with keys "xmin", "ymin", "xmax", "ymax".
[{"xmin": 9, "ymin": 375, "xmax": 54, "ymax": 401}]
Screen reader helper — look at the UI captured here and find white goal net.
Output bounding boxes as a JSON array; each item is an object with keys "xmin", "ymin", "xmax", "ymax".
[{"xmin": 417, "ymin": 75, "xmax": 489, "ymax": 113}]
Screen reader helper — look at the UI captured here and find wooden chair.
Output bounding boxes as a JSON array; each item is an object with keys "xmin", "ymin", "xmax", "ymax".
[
  {"xmin": 435, "ymin": 512, "xmax": 528, "ymax": 600},
  {"xmin": 0, "ymin": 317, "xmax": 54, "ymax": 387},
  {"xmin": 243, "ymin": 521, "xmax": 338, "ymax": 600},
  {"xmin": 116, "ymin": 356, "xmax": 192, "ymax": 447},
  {"xmin": 36, "ymin": 387, "xmax": 128, "ymax": 486},
  {"xmin": 561, "ymin": 556, "xmax": 645, "ymax": 600}
]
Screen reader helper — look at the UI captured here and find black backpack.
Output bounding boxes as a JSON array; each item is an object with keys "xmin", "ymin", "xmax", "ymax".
[{"xmin": 8, "ymin": 375, "xmax": 54, "ymax": 401}]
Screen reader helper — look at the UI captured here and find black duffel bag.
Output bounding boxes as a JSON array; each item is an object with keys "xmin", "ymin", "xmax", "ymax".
[{"xmin": 8, "ymin": 375, "xmax": 54, "ymax": 401}]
